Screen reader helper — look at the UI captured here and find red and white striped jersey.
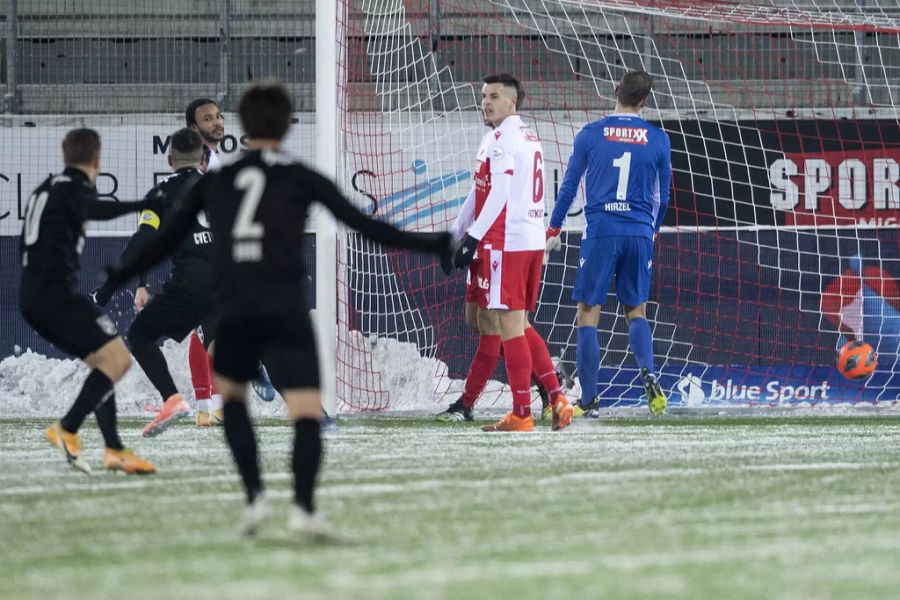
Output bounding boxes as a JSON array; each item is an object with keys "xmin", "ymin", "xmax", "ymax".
[{"xmin": 467, "ymin": 115, "xmax": 546, "ymax": 252}]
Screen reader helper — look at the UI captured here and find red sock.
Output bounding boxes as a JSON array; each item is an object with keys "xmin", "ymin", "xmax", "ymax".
[
  {"xmin": 525, "ymin": 326, "xmax": 562, "ymax": 401},
  {"xmin": 461, "ymin": 335, "xmax": 501, "ymax": 409},
  {"xmin": 188, "ymin": 331, "xmax": 212, "ymax": 401},
  {"xmin": 208, "ymin": 354, "xmax": 218, "ymax": 395},
  {"xmin": 502, "ymin": 335, "xmax": 533, "ymax": 418}
]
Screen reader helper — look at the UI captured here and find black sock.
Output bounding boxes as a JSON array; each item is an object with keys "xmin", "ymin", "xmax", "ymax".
[
  {"xmin": 61, "ymin": 369, "xmax": 113, "ymax": 433},
  {"xmin": 223, "ymin": 401, "xmax": 262, "ymax": 504},
  {"xmin": 128, "ymin": 320, "xmax": 178, "ymax": 400},
  {"xmin": 292, "ymin": 419, "xmax": 322, "ymax": 513},
  {"xmin": 94, "ymin": 395, "xmax": 124, "ymax": 450}
]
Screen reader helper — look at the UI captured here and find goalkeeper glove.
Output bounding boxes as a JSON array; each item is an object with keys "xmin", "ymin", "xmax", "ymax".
[
  {"xmin": 453, "ymin": 234, "xmax": 479, "ymax": 269},
  {"xmin": 545, "ymin": 226, "xmax": 562, "ymax": 252}
]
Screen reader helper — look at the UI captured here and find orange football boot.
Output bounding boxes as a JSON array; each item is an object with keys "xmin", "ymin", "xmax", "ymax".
[
  {"xmin": 142, "ymin": 393, "xmax": 191, "ymax": 437},
  {"xmin": 481, "ymin": 412, "xmax": 535, "ymax": 432},
  {"xmin": 46, "ymin": 421, "xmax": 91, "ymax": 474},
  {"xmin": 103, "ymin": 448, "xmax": 157, "ymax": 474},
  {"xmin": 551, "ymin": 395, "xmax": 574, "ymax": 431}
]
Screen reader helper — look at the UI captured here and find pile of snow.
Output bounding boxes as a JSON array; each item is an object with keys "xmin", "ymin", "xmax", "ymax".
[
  {"xmin": 0, "ymin": 327, "xmax": 565, "ymax": 417},
  {"xmin": 0, "ymin": 338, "xmax": 286, "ymax": 419}
]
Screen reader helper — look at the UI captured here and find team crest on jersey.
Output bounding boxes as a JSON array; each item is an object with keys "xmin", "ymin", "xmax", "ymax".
[
  {"xmin": 491, "ymin": 146, "xmax": 505, "ymax": 159},
  {"xmin": 603, "ymin": 126, "xmax": 649, "ymax": 144}
]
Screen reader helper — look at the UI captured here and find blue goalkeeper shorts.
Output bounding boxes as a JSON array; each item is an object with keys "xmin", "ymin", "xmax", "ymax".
[{"xmin": 573, "ymin": 235, "xmax": 654, "ymax": 307}]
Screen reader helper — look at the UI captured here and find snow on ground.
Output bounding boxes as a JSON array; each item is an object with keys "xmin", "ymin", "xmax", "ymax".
[
  {"xmin": 0, "ymin": 331, "xmax": 508, "ymax": 418},
  {"xmin": 3, "ymin": 418, "xmax": 900, "ymax": 599},
  {"xmin": 6, "ymin": 330, "xmax": 896, "ymax": 419},
  {"xmin": 334, "ymin": 328, "xmax": 517, "ymax": 413},
  {"xmin": 0, "ymin": 338, "xmax": 286, "ymax": 419}
]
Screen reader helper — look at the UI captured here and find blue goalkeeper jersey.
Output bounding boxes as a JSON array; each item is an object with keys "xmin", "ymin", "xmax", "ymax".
[{"xmin": 550, "ymin": 113, "xmax": 671, "ymax": 239}]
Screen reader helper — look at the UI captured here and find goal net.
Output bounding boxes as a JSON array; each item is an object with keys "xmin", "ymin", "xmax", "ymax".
[{"xmin": 334, "ymin": 0, "xmax": 900, "ymax": 413}]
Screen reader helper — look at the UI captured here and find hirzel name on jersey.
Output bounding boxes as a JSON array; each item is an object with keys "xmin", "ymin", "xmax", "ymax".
[{"xmin": 603, "ymin": 126, "xmax": 649, "ymax": 145}]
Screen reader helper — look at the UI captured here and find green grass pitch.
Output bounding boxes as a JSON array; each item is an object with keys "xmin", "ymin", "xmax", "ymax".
[{"xmin": 2, "ymin": 416, "xmax": 900, "ymax": 599}]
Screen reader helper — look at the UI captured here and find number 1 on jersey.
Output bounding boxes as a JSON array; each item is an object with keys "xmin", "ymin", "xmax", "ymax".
[
  {"xmin": 233, "ymin": 167, "xmax": 266, "ymax": 262},
  {"xmin": 612, "ymin": 151, "xmax": 631, "ymax": 201}
]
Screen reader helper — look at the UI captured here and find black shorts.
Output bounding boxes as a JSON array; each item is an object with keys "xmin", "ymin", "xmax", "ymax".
[
  {"xmin": 213, "ymin": 304, "xmax": 319, "ymax": 390},
  {"xmin": 22, "ymin": 293, "xmax": 118, "ymax": 359},
  {"xmin": 128, "ymin": 284, "xmax": 217, "ymax": 346}
]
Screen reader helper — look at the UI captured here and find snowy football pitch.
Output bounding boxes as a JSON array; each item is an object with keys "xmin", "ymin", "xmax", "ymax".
[{"xmin": 2, "ymin": 416, "xmax": 900, "ymax": 600}]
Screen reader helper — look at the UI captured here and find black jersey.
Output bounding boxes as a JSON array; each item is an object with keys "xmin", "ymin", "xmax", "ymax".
[
  {"xmin": 137, "ymin": 167, "xmax": 214, "ymax": 292},
  {"xmin": 20, "ymin": 167, "xmax": 155, "ymax": 303},
  {"xmin": 107, "ymin": 149, "xmax": 451, "ymax": 314}
]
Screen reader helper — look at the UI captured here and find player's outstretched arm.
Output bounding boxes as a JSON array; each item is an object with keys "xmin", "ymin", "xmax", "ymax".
[
  {"xmin": 306, "ymin": 165, "xmax": 452, "ymax": 257},
  {"xmin": 91, "ymin": 221, "xmax": 156, "ymax": 305},
  {"xmin": 104, "ymin": 180, "xmax": 205, "ymax": 292},
  {"xmin": 76, "ymin": 190, "xmax": 164, "ymax": 222}
]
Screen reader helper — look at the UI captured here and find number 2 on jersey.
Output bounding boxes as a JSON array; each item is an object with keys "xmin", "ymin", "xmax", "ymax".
[
  {"xmin": 232, "ymin": 167, "xmax": 266, "ymax": 262},
  {"xmin": 612, "ymin": 151, "xmax": 631, "ymax": 201}
]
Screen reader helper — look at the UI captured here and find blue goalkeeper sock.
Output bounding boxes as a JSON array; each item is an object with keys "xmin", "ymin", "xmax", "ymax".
[
  {"xmin": 576, "ymin": 326, "xmax": 600, "ymax": 407},
  {"xmin": 628, "ymin": 317, "xmax": 655, "ymax": 374}
]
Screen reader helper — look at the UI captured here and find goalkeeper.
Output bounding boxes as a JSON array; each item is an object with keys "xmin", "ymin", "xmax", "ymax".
[{"xmin": 547, "ymin": 70, "xmax": 671, "ymax": 416}]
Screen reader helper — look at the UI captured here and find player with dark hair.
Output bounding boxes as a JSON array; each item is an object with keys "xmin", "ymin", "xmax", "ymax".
[
  {"xmin": 185, "ymin": 97, "xmax": 225, "ymax": 169},
  {"xmin": 95, "ymin": 127, "xmax": 225, "ymax": 437},
  {"xmin": 21, "ymin": 128, "xmax": 160, "ymax": 474},
  {"xmin": 437, "ymin": 108, "xmax": 554, "ymax": 422},
  {"xmin": 447, "ymin": 74, "xmax": 574, "ymax": 432},
  {"xmin": 182, "ymin": 97, "xmax": 229, "ymax": 421},
  {"xmin": 183, "ymin": 97, "xmax": 278, "ymax": 418},
  {"xmin": 106, "ymin": 82, "xmax": 454, "ymax": 537},
  {"xmin": 547, "ymin": 70, "xmax": 671, "ymax": 417}
]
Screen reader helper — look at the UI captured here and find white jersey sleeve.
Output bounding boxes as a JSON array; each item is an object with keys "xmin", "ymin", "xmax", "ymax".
[
  {"xmin": 467, "ymin": 115, "xmax": 546, "ymax": 252},
  {"xmin": 450, "ymin": 185, "xmax": 476, "ymax": 240}
]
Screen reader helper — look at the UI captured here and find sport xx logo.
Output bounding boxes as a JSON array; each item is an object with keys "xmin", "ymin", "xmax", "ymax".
[
  {"xmin": 492, "ymin": 260, "xmax": 499, "ymax": 272},
  {"xmin": 603, "ymin": 126, "xmax": 649, "ymax": 145}
]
